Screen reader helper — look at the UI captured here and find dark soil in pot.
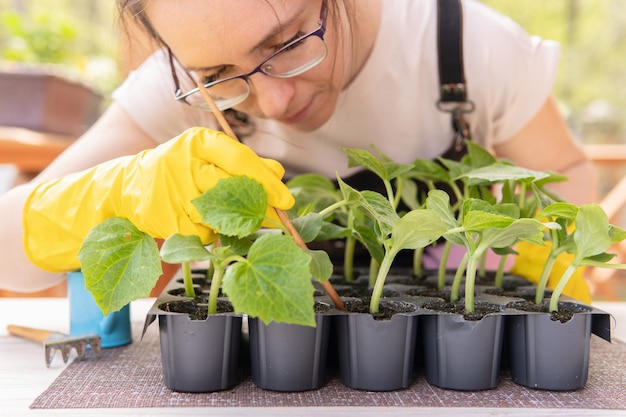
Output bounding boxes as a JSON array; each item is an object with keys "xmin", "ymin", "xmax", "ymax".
[
  {"xmin": 405, "ymin": 286, "xmax": 452, "ymax": 300},
  {"xmin": 335, "ymin": 286, "xmax": 403, "ymax": 301},
  {"xmin": 422, "ymin": 299, "xmax": 503, "ymax": 320},
  {"xmin": 342, "ymin": 297, "xmax": 418, "ymax": 320},
  {"xmin": 483, "ymin": 285, "xmax": 550, "ymax": 301},
  {"xmin": 506, "ymin": 299, "xmax": 588, "ymax": 323},
  {"xmin": 158, "ymin": 298, "xmax": 234, "ymax": 320}
]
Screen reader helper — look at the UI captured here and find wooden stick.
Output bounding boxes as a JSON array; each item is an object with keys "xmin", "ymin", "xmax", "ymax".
[
  {"xmin": 196, "ymin": 83, "xmax": 345, "ymax": 311},
  {"xmin": 197, "ymin": 86, "xmax": 237, "ymax": 139},
  {"xmin": 275, "ymin": 209, "xmax": 345, "ymax": 311}
]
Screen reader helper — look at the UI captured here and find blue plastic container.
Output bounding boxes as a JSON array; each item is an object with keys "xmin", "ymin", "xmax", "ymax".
[{"xmin": 67, "ymin": 271, "xmax": 132, "ymax": 348}]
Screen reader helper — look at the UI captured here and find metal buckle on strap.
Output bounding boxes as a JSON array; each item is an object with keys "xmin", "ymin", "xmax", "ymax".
[{"xmin": 436, "ymin": 100, "xmax": 475, "ymax": 152}]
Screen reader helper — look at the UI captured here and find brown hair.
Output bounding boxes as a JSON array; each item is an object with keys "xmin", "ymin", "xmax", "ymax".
[{"xmin": 117, "ymin": 0, "xmax": 347, "ymax": 49}]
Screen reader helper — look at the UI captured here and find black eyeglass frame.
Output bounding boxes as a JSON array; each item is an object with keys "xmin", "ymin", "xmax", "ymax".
[{"xmin": 166, "ymin": 0, "xmax": 328, "ymax": 109}]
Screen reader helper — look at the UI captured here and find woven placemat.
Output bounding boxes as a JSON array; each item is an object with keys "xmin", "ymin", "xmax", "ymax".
[{"xmin": 30, "ymin": 321, "xmax": 626, "ymax": 409}]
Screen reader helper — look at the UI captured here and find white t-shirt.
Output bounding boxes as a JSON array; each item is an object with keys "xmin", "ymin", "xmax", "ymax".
[{"xmin": 113, "ymin": 0, "xmax": 559, "ymax": 179}]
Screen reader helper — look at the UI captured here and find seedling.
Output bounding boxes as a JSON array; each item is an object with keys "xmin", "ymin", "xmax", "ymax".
[
  {"xmin": 79, "ymin": 175, "xmax": 333, "ymax": 327},
  {"xmin": 535, "ymin": 203, "xmax": 626, "ymax": 312}
]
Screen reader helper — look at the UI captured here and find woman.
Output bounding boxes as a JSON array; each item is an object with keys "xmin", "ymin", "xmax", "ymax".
[{"xmin": 0, "ymin": 0, "xmax": 594, "ymax": 297}]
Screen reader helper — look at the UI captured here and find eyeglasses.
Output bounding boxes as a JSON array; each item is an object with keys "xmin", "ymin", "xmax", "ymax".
[{"xmin": 167, "ymin": 0, "xmax": 328, "ymax": 112}]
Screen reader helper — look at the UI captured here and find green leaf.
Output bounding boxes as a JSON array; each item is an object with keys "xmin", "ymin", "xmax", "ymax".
[
  {"xmin": 218, "ymin": 234, "xmax": 253, "ymax": 257},
  {"xmin": 425, "ymin": 190, "xmax": 458, "ymax": 229},
  {"xmin": 359, "ymin": 190, "xmax": 400, "ymax": 235},
  {"xmin": 534, "ymin": 171, "xmax": 568, "ymax": 188},
  {"xmin": 342, "ymin": 148, "xmax": 389, "ymax": 181},
  {"xmin": 78, "ymin": 217, "xmax": 162, "ymax": 315},
  {"xmin": 539, "ymin": 202, "xmax": 579, "ymax": 221},
  {"xmin": 314, "ymin": 221, "xmax": 351, "ymax": 241},
  {"xmin": 354, "ymin": 222, "xmax": 385, "ymax": 264},
  {"xmin": 222, "ymin": 234, "xmax": 315, "ymax": 326},
  {"xmin": 461, "ymin": 163, "xmax": 550, "ymax": 185},
  {"xmin": 426, "ymin": 190, "xmax": 467, "ymax": 247},
  {"xmin": 192, "ymin": 176, "xmax": 267, "ymax": 237},
  {"xmin": 386, "ymin": 209, "xmax": 447, "ymax": 252},
  {"xmin": 386, "ymin": 162, "xmax": 415, "ymax": 181},
  {"xmin": 584, "ymin": 252, "xmax": 616, "ymax": 263},
  {"xmin": 609, "ymin": 224, "xmax": 626, "ymax": 243},
  {"xmin": 463, "ymin": 210, "xmax": 515, "ymax": 231},
  {"xmin": 287, "ymin": 173, "xmax": 339, "ymax": 214},
  {"xmin": 461, "ymin": 199, "xmax": 519, "ymax": 231},
  {"xmin": 466, "ymin": 140, "xmax": 498, "ymax": 168},
  {"xmin": 573, "ymin": 204, "xmax": 613, "ymax": 259},
  {"xmin": 479, "ymin": 218, "xmax": 547, "ymax": 250},
  {"xmin": 438, "ymin": 157, "xmax": 469, "ymax": 179},
  {"xmin": 336, "ymin": 176, "xmax": 366, "ymax": 204},
  {"xmin": 290, "ymin": 212, "xmax": 323, "ymax": 243},
  {"xmin": 286, "ymin": 173, "xmax": 336, "ymax": 192},
  {"xmin": 160, "ymin": 233, "xmax": 210, "ymax": 263},
  {"xmin": 306, "ymin": 249, "xmax": 333, "ymax": 283},
  {"xmin": 399, "ymin": 178, "xmax": 421, "ymax": 210},
  {"xmin": 410, "ymin": 158, "xmax": 451, "ymax": 183}
]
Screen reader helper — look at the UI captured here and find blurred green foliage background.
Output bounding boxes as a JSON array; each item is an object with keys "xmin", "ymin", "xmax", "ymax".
[
  {"xmin": 0, "ymin": 0, "xmax": 120, "ymax": 95},
  {"xmin": 484, "ymin": 0, "xmax": 626, "ymax": 146}
]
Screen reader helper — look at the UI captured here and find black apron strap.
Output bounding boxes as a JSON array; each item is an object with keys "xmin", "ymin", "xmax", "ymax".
[{"xmin": 437, "ymin": 0, "xmax": 474, "ymax": 157}]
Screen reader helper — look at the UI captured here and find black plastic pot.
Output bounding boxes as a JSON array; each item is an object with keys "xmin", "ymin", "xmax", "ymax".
[
  {"xmin": 143, "ymin": 269, "xmax": 612, "ymax": 393},
  {"xmin": 158, "ymin": 311, "xmax": 242, "ymax": 392},
  {"xmin": 421, "ymin": 312, "xmax": 505, "ymax": 391},
  {"xmin": 248, "ymin": 303, "xmax": 331, "ymax": 392},
  {"xmin": 143, "ymin": 278, "xmax": 242, "ymax": 393},
  {"xmin": 335, "ymin": 300, "xmax": 419, "ymax": 391},
  {"xmin": 507, "ymin": 302, "xmax": 594, "ymax": 391}
]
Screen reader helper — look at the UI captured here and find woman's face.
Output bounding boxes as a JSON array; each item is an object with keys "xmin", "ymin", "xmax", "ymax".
[{"xmin": 146, "ymin": 0, "xmax": 348, "ymax": 132}]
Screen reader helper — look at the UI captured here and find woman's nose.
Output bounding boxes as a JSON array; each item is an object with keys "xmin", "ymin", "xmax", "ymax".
[{"xmin": 248, "ymin": 75, "xmax": 296, "ymax": 119}]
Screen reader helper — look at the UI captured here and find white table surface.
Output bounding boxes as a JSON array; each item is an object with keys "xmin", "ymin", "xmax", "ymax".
[{"xmin": 1, "ymin": 297, "xmax": 625, "ymax": 417}]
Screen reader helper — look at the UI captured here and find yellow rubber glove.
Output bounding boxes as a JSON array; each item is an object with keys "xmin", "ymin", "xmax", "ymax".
[
  {"xmin": 510, "ymin": 240, "xmax": 591, "ymax": 304},
  {"xmin": 23, "ymin": 127, "xmax": 295, "ymax": 273}
]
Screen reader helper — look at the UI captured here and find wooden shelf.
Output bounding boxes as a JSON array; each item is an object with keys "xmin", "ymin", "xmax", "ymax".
[
  {"xmin": 0, "ymin": 126, "xmax": 75, "ymax": 174},
  {"xmin": 584, "ymin": 144, "xmax": 626, "ymax": 164}
]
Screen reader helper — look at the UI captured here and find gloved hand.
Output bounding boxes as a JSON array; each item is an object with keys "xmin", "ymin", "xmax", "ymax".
[
  {"xmin": 23, "ymin": 127, "xmax": 295, "ymax": 273},
  {"xmin": 511, "ymin": 240, "xmax": 591, "ymax": 304}
]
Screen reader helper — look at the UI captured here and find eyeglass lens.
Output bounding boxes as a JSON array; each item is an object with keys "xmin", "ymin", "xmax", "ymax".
[{"xmin": 181, "ymin": 32, "xmax": 327, "ymax": 111}]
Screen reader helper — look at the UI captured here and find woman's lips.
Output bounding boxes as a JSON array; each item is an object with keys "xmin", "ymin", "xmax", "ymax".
[{"xmin": 279, "ymin": 97, "xmax": 315, "ymax": 125}]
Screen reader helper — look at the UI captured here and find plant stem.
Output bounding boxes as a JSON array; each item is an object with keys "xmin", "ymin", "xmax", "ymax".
[
  {"xmin": 535, "ymin": 253, "xmax": 557, "ymax": 304},
  {"xmin": 478, "ymin": 251, "xmax": 487, "ymax": 279},
  {"xmin": 413, "ymin": 246, "xmax": 424, "ymax": 279},
  {"xmin": 369, "ymin": 249, "xmax": 397, "ymax": 314},
  {"xmin": 494, "ymin": 254, "xmax": 509, "ymax": 288},
  {"xmin": 343, "ymin": 234, "xmax": 356, "ymax": 282},
  {"xmin": 207, "ymin": 265, "xmax": 225, "ymax": 315},
  {"xmin": 450, "ymin": 251, "xmax": 468, "ymax": 301},
  {"xmin": 548, "ymin": 263, "xmax": 577, "ymax": 312},
  {"xmin": 383, "ymin": 180, "xmax": 395, "ymax": 209},
  {"xmin": 464, "ymin": 255, "xmax": 478, "ymax": 314},
  {"xmin": 318, "ymin": 200, "xmax": 350, "ymax": 217},
  {"xmin": 182, "ymin": 261, "xmax": 196, "ymax": 298},
  {"xmin": 368, "ymin": 256, "xmax": 380, "ymax": 287},
  {"xmin": 518, "ymin": 182, "xmax": 527, "ymax": 212},
  {"xmin": 392, "ymin": 178, "xmax": 403, "ymax": 209},
  {"xmin": 438, "ymin": 241, "xmax": 453, "ymax": 289}
]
